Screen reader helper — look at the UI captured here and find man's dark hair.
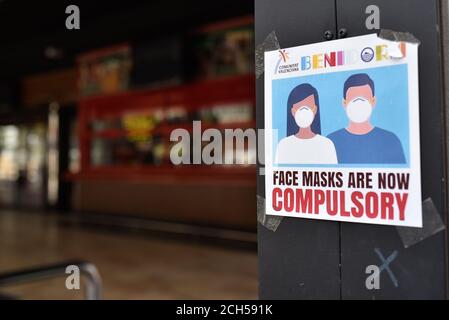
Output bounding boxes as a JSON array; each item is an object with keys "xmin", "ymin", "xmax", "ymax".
[{"xmin": 343, "ymin": 73, "xmax": 375, "ymax": 99}]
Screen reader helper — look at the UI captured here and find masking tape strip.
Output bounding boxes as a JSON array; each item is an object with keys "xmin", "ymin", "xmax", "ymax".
[
  {"xmin": 255, "ymin": 31, "xmax": 280, "ymax": 79},
  {"xmin": 256, "ymin": 31, "xmax": 282, "ymax": 232},
  {"xmin": 396, "ymin": 198, "xmax": 445, "ymax": 249},
  {"xmin": 378, "ymin": 29, "xmax": 421, "ymax": 45},
  {"xmin": 257, "ymin": 195, "xmax": 283, "ymax": 232}
]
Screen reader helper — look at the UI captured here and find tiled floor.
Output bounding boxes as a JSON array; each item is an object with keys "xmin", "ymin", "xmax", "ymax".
[{"xmin": 0, "ymin": 211, "xmax": 258, "ymax": 300}]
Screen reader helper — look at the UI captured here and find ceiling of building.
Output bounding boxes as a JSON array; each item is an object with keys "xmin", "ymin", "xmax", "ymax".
[{"xmin": 0, "ymin": 0, "xmax": 253, "ymax": 80}]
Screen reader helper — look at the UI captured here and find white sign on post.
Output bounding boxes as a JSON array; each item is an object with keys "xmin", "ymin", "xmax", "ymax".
[{"xmin": 264, "ymin": 34, "xmax": 422, "ymax": 227}]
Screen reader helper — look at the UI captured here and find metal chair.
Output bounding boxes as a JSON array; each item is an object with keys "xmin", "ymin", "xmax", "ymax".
[{"xmin": 0, "ymin": 261, "xmax": 102, "ymax": 300}]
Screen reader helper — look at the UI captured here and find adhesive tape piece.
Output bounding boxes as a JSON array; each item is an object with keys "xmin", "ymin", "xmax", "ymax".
[
  {"xmin": 378, "ymin": 29, "xmax": 421, "ymax": 45},
  {"xmin": 396, "ymin": 198, "xmax": 445, "ymax": 249},
  {"xmin": 255, "ymin": 31, "xmax": 280, "ymax": 79},
  {"xmin": 256, "ymin": 31, "xmax": 281, "ymax": 231},
  {"xmin": 257, "ymin": 195, "xmax": 283, "ymax": 232}
]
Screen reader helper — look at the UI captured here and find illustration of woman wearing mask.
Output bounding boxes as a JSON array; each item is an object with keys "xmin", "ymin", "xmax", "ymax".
[{"xmin": 275, "ymin": 83, "xmax": 338, "ymax": 164}]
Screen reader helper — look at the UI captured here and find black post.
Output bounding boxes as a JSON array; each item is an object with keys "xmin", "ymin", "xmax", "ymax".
[{"xmin": 256, "ymin": 0, "xmax": 448, "ymax": 299}]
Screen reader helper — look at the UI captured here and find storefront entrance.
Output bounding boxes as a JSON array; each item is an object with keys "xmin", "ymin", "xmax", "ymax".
[{"xmin": 0, "ymin": 123, "xmax": 47, "ymax": 210}]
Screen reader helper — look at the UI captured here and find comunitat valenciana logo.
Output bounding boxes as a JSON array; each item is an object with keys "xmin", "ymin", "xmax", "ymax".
[{"xmin": 274, "ymin": 49, "xmax": 299, "ymax": 75}]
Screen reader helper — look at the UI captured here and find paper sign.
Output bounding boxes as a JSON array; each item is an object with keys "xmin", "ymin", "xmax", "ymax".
[{"xmin": 264, "ymin": 34, "xmax": 422, "ymax": 227}]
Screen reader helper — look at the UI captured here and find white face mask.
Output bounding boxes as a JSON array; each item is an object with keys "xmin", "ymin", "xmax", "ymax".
[
  {"xmin": 294, "ymin": 106, "xmax": 315, "ymax": 128},
  {"xmin": 346, "ymin": 97, "xmax": 373, "ymax": 123}
]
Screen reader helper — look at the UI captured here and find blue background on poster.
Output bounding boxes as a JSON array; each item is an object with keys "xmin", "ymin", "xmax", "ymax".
[{"xmin": 271, "ymin": 64, "xmax": 410, "ymax": 167}]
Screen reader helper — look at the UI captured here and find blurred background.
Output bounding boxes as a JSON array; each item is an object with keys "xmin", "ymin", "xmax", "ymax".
[{"xmin": 0, "ymin": 0, "xmax": 257, "ymax": 299}]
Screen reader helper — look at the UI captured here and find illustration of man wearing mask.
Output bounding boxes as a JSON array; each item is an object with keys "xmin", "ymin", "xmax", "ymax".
[
  {"xmin": 276, "ymin": 83, "xmax": 337, "ymax": 164},
  {"xmin": 328, "ymin": 73, "xmax": 405, "ymax": 164}
]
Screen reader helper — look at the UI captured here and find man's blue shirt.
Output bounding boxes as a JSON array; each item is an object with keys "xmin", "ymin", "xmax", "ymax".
[{"xmin": 327, "ymin": 127, "xmax": 406, "ymax": 164}]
